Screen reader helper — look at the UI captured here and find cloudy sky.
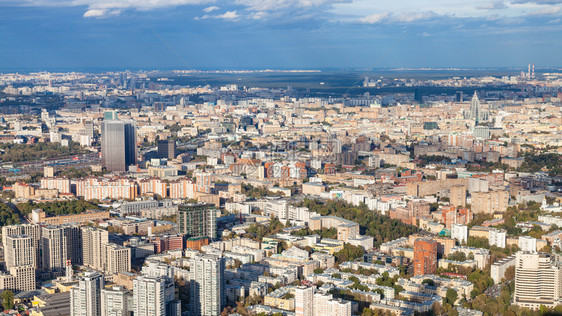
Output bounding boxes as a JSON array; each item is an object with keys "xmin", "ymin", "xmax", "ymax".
[{"xmin": 0, "ymin": 0, "xmax": 561, "ymax": 70}]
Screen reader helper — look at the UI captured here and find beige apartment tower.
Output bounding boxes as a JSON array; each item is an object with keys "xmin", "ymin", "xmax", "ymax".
[
  {"xmin": 4, "ymin": 235, "xmax": 35, "ymax": 269},
  {"xmin": 82, "ymin": 226, "xmax": 109, "ymax": 271}
]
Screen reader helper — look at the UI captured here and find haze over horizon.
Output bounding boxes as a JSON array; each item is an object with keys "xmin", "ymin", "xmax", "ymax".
[{"xmin": 1, "ymin": 0, "xmax": 561, "ymax": 70}]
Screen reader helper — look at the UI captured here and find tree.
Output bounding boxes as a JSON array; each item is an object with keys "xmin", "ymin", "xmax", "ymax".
[
  {"xmin": 334, "ymin": 243, "xmax": 366, "ymax": 263},
  {"xmin": 422, "ymin": 279, "xmax": 436, "ymax": 286},
  {"xmin": 445, "ymin": 288, "xmax": 458, "ymax": 306},
  {"xmin": 1, "ymin": 290, "xmax": 14, "ymax": 310}
]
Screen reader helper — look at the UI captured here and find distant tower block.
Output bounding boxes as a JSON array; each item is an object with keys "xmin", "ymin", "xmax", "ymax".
[
  {"xmin": 532, "ymin": 64, "xmax": 535, "ymax": 79},
  {"xmin": 66, "ymin": 259, "xmax": 72, "ymax": 282},
  {"xmin": 44, "ymin": 166, "xmax": 54, "ymax": 178}
]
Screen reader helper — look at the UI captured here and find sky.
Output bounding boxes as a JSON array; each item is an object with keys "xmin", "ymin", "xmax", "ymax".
[{"xmin": 0, "ymin": 0, "xmax": 561, "ymax": 71}]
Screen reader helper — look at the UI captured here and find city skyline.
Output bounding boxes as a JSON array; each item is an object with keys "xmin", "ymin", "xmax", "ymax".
[{"xmin": 1, "ymin": 0, "xmax": 562, "ymax": 70}]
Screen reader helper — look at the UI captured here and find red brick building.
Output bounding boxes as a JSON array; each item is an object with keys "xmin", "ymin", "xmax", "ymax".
[{"xmin": 414, "ymin": 238, "xmax": 437, "ymax": 276}]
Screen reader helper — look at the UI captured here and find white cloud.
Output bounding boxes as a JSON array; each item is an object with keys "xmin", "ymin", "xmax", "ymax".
[
  {"xmin": 234, "ymin": 0, "xmax": 350, "ymax": 11},
  {"xmin": 395, "ymin": 11, "xmax": 436, "ymax": 22},
  {"xmin": 358, "ymin": 12, "xmax": 389, "ymax": 24},
  {"xmin": 195, "ymin": 10, "xmax": 240, "ymax": 20},
  {"xmin": 477, "ymin": 1, "xmax": 508, "ymax": 10},
  {"xmin": 5, "ymin": 0, "xmax": 215, "ymax": 17},
  {"xmin": 203, "ymin": 5, "xmax": 219, "ymax": 12},
  {"xmin": 358, "ymin": 11, "xmax": 436, "ymax": 24},
  {"xmin": 527, "ymin": 5, "xmax": 561, "ymax": 15},
  {"xmin": 216, "ymin": 10, "xmax": 240, "ymax": 19},
  {"xmin": 83, "ymin": 8, "xmax": 121, "ymax": 18}
]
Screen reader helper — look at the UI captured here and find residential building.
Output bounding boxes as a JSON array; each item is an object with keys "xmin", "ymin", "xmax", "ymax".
[
  {"xmin": 133, "ymin": 275, "xmax": 180, "ymax": 316},
  {"xmin": 189, "ymin": 254, "xmax": 225, "ymax": 316},
  {"xmin": 71, "ymin": 272, "xmax": 105, "ymax": 316},
  {"xmin": 82, "ymin": 226, "xmax": 109, "ymax": 271},
  {"xmin": 413, "ymin": 238, "xmax": 437, "ymax": 276},
  {"xmin": 4, "ymin": 235, "xmax": 35, "ymax": 269},
  {"xmin": 514, "ymin": 252, "xmax": 561, "ymax": 309},
  {"xmin": 101, "ymin": 286, "xmax": 131, "ymax": 316},
  {"xmin": 178, "ymin": 203, "xmax": 217, "ymax": 239},
  {"xmin": 295, "ymin": 286, "xmax": 313, "ymax": 316}
]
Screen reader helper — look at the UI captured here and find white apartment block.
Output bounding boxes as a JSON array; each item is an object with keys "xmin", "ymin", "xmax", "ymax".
[
  {"xmin": 101, "ymin": 286, "xmax": 131, "ymax": 316},
  {"xmin": 489, "ymin": 229, "xmax": 506, "ymax": 248},
  {"xmin": 133, "ymin": 275, "xmax": 179, "ymax": 316},
  {"xmin": 189, "ymin": 254, "xmax": 225, "ymax": 316},
  {"xmin": 0, "ymin": 265, "xmax": 36, "ymax": 292},
  {"xmin": 4, "ymin": 235, "xmax": 35, "ymax": 269},
  {"xmin": 514, "ymin": 252, "xmax": 560, "ymax": 309},
  {"xmin": 451, "ymin": 224, "xmax": 468, "ymax": 244},
  {"xmin": 295, "ymin": 286, "xmax": 313, "ymax": 316},
  {"xmin": 491, "ymin": 255, "xmax": 516, "ymax": 284},
  {"xmin": 71, "ymin": 272, "xmax": 105, "ymax": 316},
  {"xmin": 41, "ymin": 225, "xmax": 68, "ymax": 271},
  {"xmin": 40, "ymin": 177, "xmax": 71, "ymax": 194},
  {"xmin": 519, "ymin": 236, "xmax": 537, "ymax": 252},
  {"xmin": 105, "ymin": 243, "xmax": 131, "ymax": 275},
  {"xmin": 82, "ymin": 226, "xmax": 109, "ymax": 271}
]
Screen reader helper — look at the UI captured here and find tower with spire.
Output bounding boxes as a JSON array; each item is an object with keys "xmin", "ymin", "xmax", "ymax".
[{"xmin": 470, "ymin": 91, "xmax": 480, "ymax": 124}]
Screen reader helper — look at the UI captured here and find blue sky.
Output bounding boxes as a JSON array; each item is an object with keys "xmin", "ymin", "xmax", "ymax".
[{"xmin": 0, "ymin": 0, "xmax": 561, "ymax": 70}]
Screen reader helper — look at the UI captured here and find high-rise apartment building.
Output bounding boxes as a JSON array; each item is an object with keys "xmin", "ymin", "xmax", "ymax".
[
  {"xmin": 157, "ymin": 139, "xmax": 176, "ymax": 159},
  {"xmin": 471, "ymin": 190, "xmax": 509, "ymax": 214},
  {"xmin": 71, "ymin": 272, "xmax": 105, "ymax": 316},
  {"xmin": 101, "ymin": 119, "xmax": 137, "ymax": 172},
  {"xmin": 41, "ymin": 225, "xmax": 68, "ymax": 271},
  {"xmin": 450, "ymin": 185, "xmax": 467, "ymax": 207},
  {"xmin": 413, "ymin": 238, "xmax": 437, "ymax": 276},
  {"xmin": 82, "ymin": 226, "xmax": 109, "ymax": 271},
  {"xmin": 2, "ymin": 224, "xmax": 42, "ymax": 268},
  {"xmin": 189, "ymin": 254, "xmax": 225, "ymax": 316},
  {"xmin": 104, "ymin": 243, "xmax": 131, "ymax": 275},
  {"xmin": 514, "ymin": 251, "xmax": 560, "ymax": 309},
  {"xmin": 64, "ymin": 224, "xmax": 83, "ymax": 266},
  {"xmin": 451, "ymin": 224, "xmax": 468, "ymax": 244},
  {"xmin": 0, "ymin": 265, "xmax": 36, "ymax": 292},
  {"xmin": 133, "ymin": 275, "xmax": 180, "ymax": 316},
  {"xmin": 519, "ymin": 236, "xmax": 537, "ymax": 252},
  {"xmin": 295, "ymin": 286, "xmax": 313, "ymax": 316},
  {"xmin": 101, "ymin": 286, "xmax": 131, "ymax": 316},
  {"xmin": 178, "ymin": 203, "xmax": 217, "ymax": 239},
  {"xmin": 4, "ymin": 235, "xmax": 35, "ymax": 269}
]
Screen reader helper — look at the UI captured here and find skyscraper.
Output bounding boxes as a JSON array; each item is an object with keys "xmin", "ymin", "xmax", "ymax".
[
  {"xmin": 413, "ymin": 238, "xmax": 437, "ymax": 276},
  {"xmin": 104, "ymin": 243, "xmax": 131, "ymax": 275},
  {"xmin": 178, "ymin": 203, "xmax": 217, "ymax": 239},
  {"xmin": 470, "ymin": 91, "xmax": 480, "ymax": 124},
  {"xmin": 71, "ymin": 272, "xmax": 105, "ymax": 316},
  {"xmin": 514, "ymin": 251, "xmax": 560, "ymax": 309},
  {"xmin": 64, "ymin": 224, "xmax": 83, "ymax": 266},
  {"xmin": 41, "ymin": 225, "xmax": 68, "ymax": 271},
  {"xmin": 101, "ymin": 119, "xmax": 137, "ymax": 172},
  {"xmin": 2, "ymin": 224, "xmax": 42, "ymax": 269},
  {"xmin": 295, "ymin": 286, "xmax": 313, "ymax": 316},
  {"xmin": 189, "ymin": 254, "xmax": 225, "ymax": 316},
  {"xmin": 133, "ymin": 275, "xmax": 180, "ymax": 316},
  {"xmin": 82, "ymin": 226, "xmax": 108, "ymax": 271},
  {"xmin": 101, "ymin": 286, "xmax": 131, "ymax": 316},
  {"xmin": 4, "ymin": 235, "xmax": 35, "ymax": 269},
  {"xmin": 157, "ymin": 139, "xmax": 176, "ymax": 159}
]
